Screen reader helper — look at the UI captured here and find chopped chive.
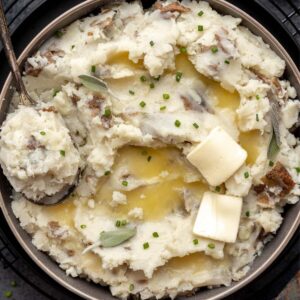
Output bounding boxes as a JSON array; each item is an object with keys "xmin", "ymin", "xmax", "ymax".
[
  {"xmin": 140, "ymin": 75, "xmax": 147, "ymax": 82},
  {"xmin": 198, "ymin": 25, "xmax": 204, "ymax": 32},
  {"xmin": 60, "ymin": 150, "xmax": 65, "ymax": 157},
  {"xmin": 80, "ymin": 224, "xmax": 87, "ymax": 229},
  {"xmin": 154, "ymin": 75, "xmax": 160, "ymax": 81},
  {"xmin": 269, "ymin": 161, "xmax": 274, "ymax": 167},
  {"xmin": 54, "ymin": 30, "xmax": 64, "ymax": 38},
  {"xmin": 91, "ymin": 65, "xmax": 96, "ymax": 73},
  {"xmin": 4, "ymin": 291, "xmax": 12, "ymax": 298},
  {"xmin": 198, "ymin": 10, "xmax": 204, "ymax": 16},
  {"xmin": 193, "ymin": 122, "xmax": 199, "ymax": 129},
  {"xmin": 104, "ymin": 170, "xmax": 111, "ymax": 176},
  {"xmin": 71, "ymin": 45, "xmax": 75, "ymax": 49},
  {"xmin": 115, "ymin": 220, "xmax": 121, "ymax": 227},
  {"xmin": 152, "ymin": 232, "xmax": 159, "ymax": 238},
  {"xmin": 193, "ymin": 239, "xmax": 199, "ymax": 245},
  {"xmin": 175, "ymin": 71, "xmax": 183, "ymax": 82},
  {"xmin": 139, "ymin": 101, "xmax": 146, "ymax": 108},
  {"xmin": 103, "ymin": 107, "xmax": 112, "ymax": 117},
  {"xmin": 147, "ymin": 156, "xmax": 152, "ymax": 162},
  {"xmin": 40, "ymin": 131, "xmax": 46, "ymax": 136},
  {"xmin": 121, "ymin": 220, "xmax": 127, "ymax": 226},
  {"xmin": 215, "ymin": 186, "xmax": 221, "ymax": 192},
  {"xmin": 53, "ymin": 89, "xmax": 60, "ymax": 97},
  {"xmin": 211, "ymin": 46, "xmax": 218, "ymax": 53},
  {"xmin": 224, "ymin": 59, "xmax": 230, "ymax": 64},
  {"xmin": 245, "ymin": 211, "xmax": 250, "ymax": 217},
  {"xmin": 207, "ymin": 243, "xmax": 215, "ymax": 249},
  {"xmin": 163, "ymin": 93, "xmax": 170, "ymax": 100},
  {"xmin": 180, "ymin": 46, "xmax": 187, "ymax": 54},
  {"xmin": 129, "ymin": 284, "xmax": 134, "ymax": 291},
  {"xmin": 129, "ymin": 90, "xmax": 135, "ymax": 95},
  {"xmin": 256, "ymin": 95, "xmax": 260, "ymax": 100},
  {"xmin": 244, "ymin": 171, "xmax": 250, "ymax": 179},
  {"xmin": 10, "ymin": 281, "xmax": 17, "ymax": 288},
  {"xmin": 122, "ymin": 180, "xmax": 128, "ymax": 187},
  {"xmin": 143, "ymin": 242, "xmax": 150, "ymax": 249},
  {"xmin": 149, "ymin": 82, "xmax": 155, "ymax": 89},
  {"xmin": 295, "ymin": 167, "xmax": 300, "ymax": 174},
  {"xmin": 256, "ymin": 113, "xmax": 259, "ymax": 122},
  {"xmin": 160, "ymin": 106, "xmax": 167, "ymax": 111},
  {"xmin": 150, "ymin": 40, "xmax": 155, "ymax": 47},
  {"xmin": 174, "ymin": 120, "xmax": 181, "ymax": 127}
]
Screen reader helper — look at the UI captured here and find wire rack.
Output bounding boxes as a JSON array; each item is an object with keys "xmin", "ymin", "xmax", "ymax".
[{"xmin": 256, "ymin": 0, "xmax": 300, "ymax": 48}]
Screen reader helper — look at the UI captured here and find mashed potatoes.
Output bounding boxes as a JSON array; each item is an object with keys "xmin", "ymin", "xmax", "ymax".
[{"xmin": 5, "ymin": 1, "xmax": 300, "ymax": 299}]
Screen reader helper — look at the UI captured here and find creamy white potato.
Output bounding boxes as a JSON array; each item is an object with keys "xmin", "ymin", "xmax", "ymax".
[{"xmin": 6, "ymin": 1, "xmax": 300, "ymax": 299}]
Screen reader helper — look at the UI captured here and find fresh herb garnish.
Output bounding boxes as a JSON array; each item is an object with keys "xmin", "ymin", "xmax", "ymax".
[
  {"xmin": 207, "ymin": 243, "xmax": 215, "ymax": 249},
  {"xmin": 129, "ymin": 284, "xmax": 134, "ymax": 292},
  {"xmin": 211, "ymin": 46, "xmax": 218, "ymax": 53},
  {"xmin": 104, "ymin": 170, "xmax": 111, "ymax": 176},
  {"xmin": 256, "ymin": 113, "xmax": 259, "ymax": 122},
  {"xmin": 150, "ymin": 40, "xmax": 155, "ymax": 47},
  {"xmin": 175, "ymin": 71, "xmax": 183, "ymax": 82},
  {"xmin": 295, "ymin": 167, "xmax": 300, "ymax": 174},
  {"xmin": 193, "ymin": 122, "xmax": 199, "ymax": 129},
  {"xmin": 54, "ymin": 30, "xmax": 64, "ymax": 38},
  {"xmin": 163, "ymin": 93, "xmax": 170, "ymax": 100},
  {"xmin": 103, "ymin": 107, "xmax": 111, "ymax": 117},
  {"xmin": 80, "ymin": 224, "xmax": 87, "ymax": 229},
  {"xmin": 79, "ymin": 75, "xmax": 107, "ymax": 93},
  {"xmin": 193, "ymin": 239, "xmax": 199, "ymax": 245},
  {"xmin": 4, "ymin": 291, "xmax": 12, "ymax": 298},
  {"xmin": 215, "ymin": 186, "xmax": 221, "ymax": 192},
  {"xmin": 174, "ymin": 120, "xmax": 181, "ymax": 127},
  {"xmin": 244, "ymin": 171, "xmax": 249, "ymax": 179},
  {"xmin": 149, "ymin": 82, "xmax": 155, "ymax": 89},
  {"xmin": 100, "ymin": 228, "xmax": 136, "ymax": 248},
  {"xmin": 143, "ymin": 242, "xmax": 150, "ymax": 249},
  {"xmin": 224, "ymin": 59, "xmax": 230, "ymax": 64},
  {"xmin": 160, "ymin": 106, "xmax": 166, "ymax": 111},
  {"xmin": 180, "ymin": 46, "xmax": 187, "ymax": 54},
  {"xmin": 267, "ymin": 129, "xmax": 280, "ymax": 160},
  {"xmin": 122, "ymin": 180, "xmax": 128, "ymax": 187},
  {"xmin": 60, "ymin": 150, "xmax": 65, "ymax": 157},
  {"xmin": 140, "ymin": 75, "xmax": 147, "ymax": 82},
  {"xmin": 129, "ymin": 90, "xmax": 135, "ymax": 95},
  {"xmin": 147, "ymin": 156, "xmax": 152, "ymax": 162},
  {"xmin": 269, "ymin": 161, "xmax": 274, "ymax": 167},
  {"xmin": 245, "ymin": 211, "xmax": 250, "ymax": 217},
  {"xmin": 40, "ymin": 131, "xmax": 46, "ymax": 136},
  {"xmin": 10, "ymin": 281, "xmax": 17, "ymax": 288},
  {"xmin": 152, "ymin": 232, "xmax": 159, "ymax": 238},
  {"xmin": 53, "ymin": 89, "xmax": 60, "ymax": 97},
  {"xmin": 139, "ymin": 101, "xmax": 146, "ymax": 108},
  {"xmin": 256, "ymin": 95, "xmax": 260, "ymax": 100},
  {"xmin": 198, "ymin": 10, "xmax": 204, "ymax": 16},
  {"xmin": 198, "ymin": 25, "xmax": 204, "ymax": 32},
  {"xmin": 91, "ymin": 65, "xmax": 96, "ymax": 73}
]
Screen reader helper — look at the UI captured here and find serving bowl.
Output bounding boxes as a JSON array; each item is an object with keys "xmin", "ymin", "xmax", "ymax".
[{"xmin": 0, "ymin": 1, "xmax": 299, "ymax": 299}]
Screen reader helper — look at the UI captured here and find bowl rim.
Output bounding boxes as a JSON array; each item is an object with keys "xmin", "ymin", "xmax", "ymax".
[{"xmin": 0, "ymin": 0, "xmax": 299, "ymax": 299}]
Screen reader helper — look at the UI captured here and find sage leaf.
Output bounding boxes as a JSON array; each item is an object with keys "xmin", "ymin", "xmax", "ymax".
[
  {"xmin": 267, "ymin": 128, "xmax": 279, "ymax": 160},
  {"xmin": 100, "ymin": 227, "xmax": 136, "ymax": 248},
  {"xmin": 79, "ymin": 75, "xmax": 107, "ymax": 93}
]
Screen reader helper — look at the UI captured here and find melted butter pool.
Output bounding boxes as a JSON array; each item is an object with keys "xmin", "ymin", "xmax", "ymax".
[
  {"xmin": 175, "ymin": 54, "xmax": 240, "ymax": 111},
  {"xmin": 95, "ymin": 146, "xmax": 208, "ymax": 221}
]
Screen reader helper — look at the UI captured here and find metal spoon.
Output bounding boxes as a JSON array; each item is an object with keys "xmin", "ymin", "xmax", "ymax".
[{"xmin": 0, "ymin": 1, "xmax": 80, "ymax": 205}]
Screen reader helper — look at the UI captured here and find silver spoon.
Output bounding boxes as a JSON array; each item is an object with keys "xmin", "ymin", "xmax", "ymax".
[{"xmin": 0, "ymin": 1, "xmax": 80, "ymax": 205}]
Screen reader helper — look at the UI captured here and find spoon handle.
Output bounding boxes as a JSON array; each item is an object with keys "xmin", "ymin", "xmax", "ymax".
[{"xmin": 0, "ymin": 0, "xmax": 33, "ymax": 105}]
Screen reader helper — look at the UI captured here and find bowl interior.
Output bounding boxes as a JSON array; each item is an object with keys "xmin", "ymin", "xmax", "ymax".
[{"xmin": 0, "ymin": 1, "xmax": 299, "ymax": 300}]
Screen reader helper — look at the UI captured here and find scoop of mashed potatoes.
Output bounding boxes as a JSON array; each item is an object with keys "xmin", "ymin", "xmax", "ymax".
[{"xmin": 0, "ymin": 106, "xmax": 80, "ymax": 201}]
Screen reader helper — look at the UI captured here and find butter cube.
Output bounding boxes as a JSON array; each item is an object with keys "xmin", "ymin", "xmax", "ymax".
[
  {"xmin": 193, "ymin": 191, "xmax": 242, "ymax": 243},
  {"xmin": 187, "ymin": 127, "xmax": 247, "ymax": 186}
]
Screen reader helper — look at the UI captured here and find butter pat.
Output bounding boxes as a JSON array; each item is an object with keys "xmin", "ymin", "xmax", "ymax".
[
  {"xmin": 187, "ymin": 127, "xmax": 247, "ymax": 186},
  {"xmin": 193, "ymin": 191, "xmax": 242, "ymax": 243}
]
